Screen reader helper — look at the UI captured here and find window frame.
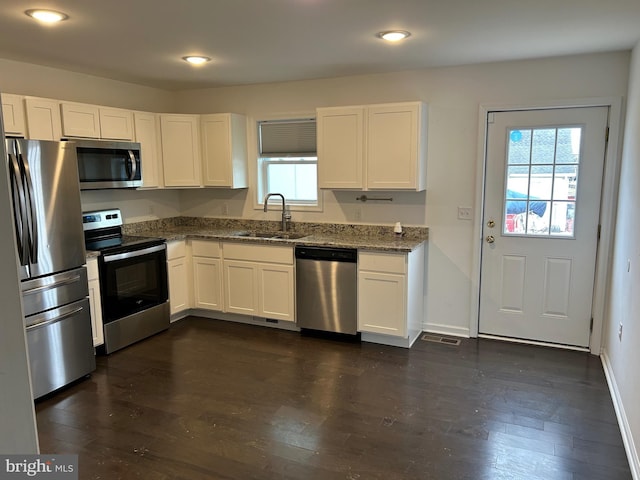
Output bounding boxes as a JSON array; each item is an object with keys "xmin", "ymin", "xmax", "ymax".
[{"xmin": 253, "ymin": 113, "xmax": 323, "ymax": 212}]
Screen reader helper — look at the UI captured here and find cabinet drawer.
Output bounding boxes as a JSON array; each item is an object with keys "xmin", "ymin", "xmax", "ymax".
[
  {"xmin": 191, "ymin": 239, "xmax": 221, "ymax": 258},
  {"xmin": 166, "ymin": 240, "xmax": 186, "ymax": 260},
  {"xmin": 358, "ymin": 251, "xmax": 406, "ymax": 274},
  {"xmin": 223, "ymin": 243, "xmax": 293, "ymax": 264},
  {"xmin": 86, "ymin": 257, "xmax": 99, "ymax": 280}
]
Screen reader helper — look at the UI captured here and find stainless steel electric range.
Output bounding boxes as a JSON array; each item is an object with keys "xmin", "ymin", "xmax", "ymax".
[{"xmin": 83, "ymin": 209, "xmax": 169, "ymax": 354}]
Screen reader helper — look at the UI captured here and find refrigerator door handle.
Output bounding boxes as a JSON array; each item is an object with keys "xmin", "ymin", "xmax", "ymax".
[
  {"xmin": 25, "ymin": 303, "xmax": 85, "ymax": 332},
  {"xmin": 17, "ymin": 148, "xmax": 39, "ymax": 263},
  {"xmin": 127, "ymin": 149, "xmax": 137, "ymax": 181},
  {"xmin": 8, "ymin": 151, "xmax": 29, "ymax": 266}
]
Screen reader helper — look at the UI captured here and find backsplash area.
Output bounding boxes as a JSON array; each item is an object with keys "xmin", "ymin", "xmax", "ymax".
[{"xmin": 123, "ymin": 216, "xmax": 428, "ymax": 240}]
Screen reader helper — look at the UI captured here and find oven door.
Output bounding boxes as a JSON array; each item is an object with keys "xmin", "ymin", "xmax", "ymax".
[{"xmin": 100, "ymin": 243, "xmax": 168, "ymax": 323}]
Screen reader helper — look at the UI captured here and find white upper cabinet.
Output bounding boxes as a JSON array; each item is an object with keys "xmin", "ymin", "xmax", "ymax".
[
  {"xmin": 366, "ymin": 102, "xmax": 427, "ymax": 191},
  {"xmin": 99, "ymin": 107, "xmax": 134, "ymax": 140},
  {"xmin": 201, "ymin": 113, "xmax": 248, "ymax": 188},
  {"xmin": 317, "ymin": 106, "xmax": 365, "ymax": 189},
  {"xmin": 160, "ymin": 114, "xmax": 202, "ymax": 187},
  {"xmin": 60, "ymin": 102, "xmax": 101, "ymax": 138},
  {"xmin": 60, "ymin": 102, "xmax": 134, "ymax": 140},
  {"xmin": 317, "ymin": 101, "xmax": 427, "ymax": 191},
  {"xmin": 133, "ymin": 112, "xmax": 162, "ymax": 188},
  {"xmin": 1, "ymin": 94, "xmax": 26, "ymax": 137},
  {"xmin": 24, "ymin": 97, "xmax": 62, "ymax": 141}
]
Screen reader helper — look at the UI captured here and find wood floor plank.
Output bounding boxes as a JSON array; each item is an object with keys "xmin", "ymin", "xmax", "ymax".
[{"xmin": 35, "ymin": 317, "xmax": 632, "ymax": 479}]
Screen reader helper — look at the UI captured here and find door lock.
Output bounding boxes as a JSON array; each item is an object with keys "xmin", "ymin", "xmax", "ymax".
[
  {"xmin": 487, "ymin": 220, "xmax": 495, "ymax": 228},
  {"xmin": 486, "ymin": 235, "xmax": 495, "ymax": 244}
]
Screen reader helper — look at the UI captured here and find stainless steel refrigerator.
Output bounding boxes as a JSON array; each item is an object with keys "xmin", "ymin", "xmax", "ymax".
[{"xmin": 6, "ymin": 137, "xmax": 96, "ymax": 399}]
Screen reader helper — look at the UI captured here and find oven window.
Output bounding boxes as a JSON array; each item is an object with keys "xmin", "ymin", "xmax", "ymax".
[{"xmin": 101, "ymin": 249, "xmax": 168, "ymax": 322}]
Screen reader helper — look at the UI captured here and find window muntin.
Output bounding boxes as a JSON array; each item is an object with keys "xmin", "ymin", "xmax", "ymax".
[{"xmin": 503, "ymin": 127, "xmax": 581, "ymax": 237}]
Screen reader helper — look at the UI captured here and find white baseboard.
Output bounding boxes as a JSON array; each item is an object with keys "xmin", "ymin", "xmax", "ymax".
[
  {"xmin": 423, "ymin": 323, "xmax": 470, "ymax": 338},
  {"xmin": 601, "ymin": 351, "xmax": 639, "ymax": 480}
]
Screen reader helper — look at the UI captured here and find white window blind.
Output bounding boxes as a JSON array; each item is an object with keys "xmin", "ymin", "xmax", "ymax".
[{"xmin": 259, "ymin": 119, "xmax": 316, "ymax": 157}]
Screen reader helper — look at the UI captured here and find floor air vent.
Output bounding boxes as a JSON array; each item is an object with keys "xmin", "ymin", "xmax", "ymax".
[{"xmin": 421, "ymin": 334, "xmax": 461, "ymax": 346}]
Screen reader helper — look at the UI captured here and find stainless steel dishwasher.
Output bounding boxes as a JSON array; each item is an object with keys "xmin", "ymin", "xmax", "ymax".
[{"xmin": 295, "ymin": 246, "xmax": 357, "ymax": 334}]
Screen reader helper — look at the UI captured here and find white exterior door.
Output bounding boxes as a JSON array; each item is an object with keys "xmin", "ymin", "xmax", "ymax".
[{"xmin": 479, "ymin": 107, "xmax": 608, "ymax": 347}]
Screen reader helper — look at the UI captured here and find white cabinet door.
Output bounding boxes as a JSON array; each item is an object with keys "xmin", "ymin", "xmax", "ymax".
[
  {"xmin": 258, "ymin": 264, "xmax": 295, "ymax": 322},
  {"xmin": 201, "ymin": 113, "xmax": 248, "ymax": 188},
  {"xmin": 24, "ymin": 97, "xmax": 62, "ymax": 140},
  {"xmin": 358, "ymin": 270, "xmax": 407, "ymax": 337},
  {"xmin": 1, "ymin": 94, "xmax": 26, "ymax": 136},
  {"xmin": 99, "ymin": 107, "xmax": 134, "ymax": 140},
  {"xmin": 86, "ymin": 258, "xmax": 104, "ymax": 347},
  {"xmin": 317, "ymin": 106, "xmax": 364, "ymax": 189},
  {"xmin": 224, "ymin": 260, "xmax": 258, "ymax": 315},
  {"xmin": 366, "ymin": 102, "xmax": 426, "ymax": 191},
  {"xmin": 168, "ymin": 257, "xmax": 190, "ymax": 315},
  {"xmin": 193, "ymin": 257, "xmax": 223, "ymax": 311},
  {"xmin": 134, "ymin": 112, "xmax": 162, "ymax": 188},
  {"xmin": 88, "ymin": 277, "xmax": 104, "ymax": 347},
  {"xmin": 60, "ymin": 102, "xmax": 101, "ymax": 138},
  {"xmin": 160, "ymin": 114, "xmax": 202, "ymax": 187}
]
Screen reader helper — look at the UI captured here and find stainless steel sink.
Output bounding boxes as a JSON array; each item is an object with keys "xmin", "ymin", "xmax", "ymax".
[{"xmin": 232, "ymin": 231, "xmax": 307, "ymax": 240}]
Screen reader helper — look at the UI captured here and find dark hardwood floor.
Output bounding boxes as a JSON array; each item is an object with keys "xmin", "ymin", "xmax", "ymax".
[{"xmin": 36, "ymin": 317, "xmax": 631, "ymax": 479}]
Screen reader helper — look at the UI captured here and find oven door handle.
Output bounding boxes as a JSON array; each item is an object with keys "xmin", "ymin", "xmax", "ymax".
[{"xmin": 102, "ymin": 244, "xmax": 166, "ymax": 263}]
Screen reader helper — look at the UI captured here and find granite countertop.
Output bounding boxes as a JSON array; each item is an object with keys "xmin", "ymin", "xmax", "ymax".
[{"xmin": 124, "ymin": 219, "xmax": 428, "ymax": 253}]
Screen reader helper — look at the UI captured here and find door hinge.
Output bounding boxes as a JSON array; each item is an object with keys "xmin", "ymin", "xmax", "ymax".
[
  {"xmin": 597, "ymin": 224, "xmax": 601, "ymax": 240},
  {"xmin": 590, "ymin": 317, "xmax": 594, "ymax": 332},
  {"xmin": 605, "ymin": 126, "xmax": 610, "ymax": 142}
]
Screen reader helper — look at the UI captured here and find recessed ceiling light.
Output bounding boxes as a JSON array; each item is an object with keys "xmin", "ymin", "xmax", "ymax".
[
  {"xmin": 376, "ymin": 30, "xmax": 411, "ymax": 42},
  {"xmin": 182, "ymin": 56, "xmax": 211, "ymax": 66},
  {"xmin": 25, "ymin": 9, "xmax": 69, "ymax": 23}
]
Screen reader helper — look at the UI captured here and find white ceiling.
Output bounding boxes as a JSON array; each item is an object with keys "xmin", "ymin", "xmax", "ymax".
[{"xmin": 1, "ymin": 0, "xmax": 639, "ymax": 91}]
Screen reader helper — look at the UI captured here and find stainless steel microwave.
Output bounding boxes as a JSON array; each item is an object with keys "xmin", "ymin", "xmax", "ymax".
[{"xmin": 74, "ymin": 140, "xmax": 142, "ymax": 189}]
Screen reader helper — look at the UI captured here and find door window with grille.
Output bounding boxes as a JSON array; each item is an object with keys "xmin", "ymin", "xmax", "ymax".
[{"xmin": 504, "ymin": 126, "xmax": 581, "ymax": 237}]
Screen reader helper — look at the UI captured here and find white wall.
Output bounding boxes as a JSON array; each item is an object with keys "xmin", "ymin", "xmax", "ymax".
[
  {"xmin": 174, "ymin": 52, "xmax": 630, "ymax": 336},
  {"xmin": 602, "ymin": 43, "xmax": 640, "ymax": 478},
  {"xmin": 0, "ymin": 58, "xmax": 172, "ymax": 111}
]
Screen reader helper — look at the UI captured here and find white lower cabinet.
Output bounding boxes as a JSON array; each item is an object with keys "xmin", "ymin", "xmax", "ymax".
[
  {"xmin": 191, "ymin": 240, "xmax": 223, "ymax": 311},
  {"xmin": 167, "ymin": 240, "xmax": 191, "ymax": 317},
  {"xmin": 86, "ymin": 257, "xmax": 104, "ymax": 347},
  {"xmin": 224, "ymin": 260, "xmax": 258, "ymax": 315},
  {"xmin": 357, "ymin": 243, "xmax": 425, "ymax": 347},
  {"xmin": 222, "ymin": 243, "xmax": 295, "ymax": 322},
  {"xmin": 258, "ymin": 263, "xmax": 295, "ymax": 321}
]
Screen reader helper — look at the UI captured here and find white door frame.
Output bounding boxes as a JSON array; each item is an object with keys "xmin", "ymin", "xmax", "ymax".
[{"xmin": 470, "ymin": 97, "xmax": 624, "ymax": 354}]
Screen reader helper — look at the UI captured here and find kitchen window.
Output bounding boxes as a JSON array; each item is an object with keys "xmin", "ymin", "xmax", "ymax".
[{"xmin": 257, "ymin": 118, "xmax": 319, "ymax": 208}]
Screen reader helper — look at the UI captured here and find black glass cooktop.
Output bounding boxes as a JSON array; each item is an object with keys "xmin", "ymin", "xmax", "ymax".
[{"xmin": 85, "ymin": 234, "xmax": 165, "ymax": 255}]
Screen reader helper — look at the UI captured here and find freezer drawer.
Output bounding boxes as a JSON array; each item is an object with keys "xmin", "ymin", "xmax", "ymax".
[
  {"xmin": 26, "ymin": 298, "xmax": 96, "ymax": 399},
  {"xmin": 21, "ymin": 267, "xmax": 89, "ymax": 318}
]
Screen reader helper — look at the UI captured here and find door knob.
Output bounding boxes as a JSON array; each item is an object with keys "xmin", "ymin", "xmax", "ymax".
[{"xmin": 486, "ymin": 235, "xmax": 495, "ymax": 244}]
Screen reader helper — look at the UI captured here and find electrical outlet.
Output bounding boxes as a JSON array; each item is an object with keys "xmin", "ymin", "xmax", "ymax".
[
  {"xmin": 354, "ymin": 206, "xmax": 362, "ymax": 222},
  {"xmin": 619, "ymin": 322, "xmax": 623, "ymax": 341},
  {"xmin": 458, "ymin": 207, "xmax": 472, "ymax": 220},
  {"xmin": 222, "ymin": 202, "xmax": 229, "ymax": 216}
]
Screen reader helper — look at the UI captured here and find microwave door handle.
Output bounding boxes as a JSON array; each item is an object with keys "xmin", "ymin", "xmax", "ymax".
[
  {"xmin": 8, "ymin": 152, "xmax": 29, "ymax": 266},
  {"xmin": 127, "ymin": 150, "xmax": 137, "ymax": 181},
  {"xmin": 17, "ymin": 147, "xmax": 38, "ymax": 263}
]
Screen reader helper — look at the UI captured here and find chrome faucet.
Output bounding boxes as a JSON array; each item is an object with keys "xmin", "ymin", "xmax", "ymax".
[{"xmin": 263, "ymin": 193, "xmax": 291, "ymax": 232}]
